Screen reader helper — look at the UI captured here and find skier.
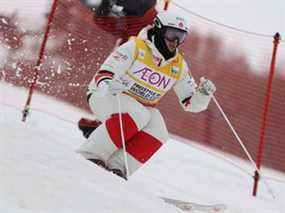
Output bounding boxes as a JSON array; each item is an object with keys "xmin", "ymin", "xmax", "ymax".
[{"xmin": 77, "ymin": 11, "xmax": 216, "ymax": 180}]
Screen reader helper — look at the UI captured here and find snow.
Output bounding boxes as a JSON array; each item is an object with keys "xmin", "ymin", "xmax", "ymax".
[
  {"xmin": 0, "ymin": 0, "xmax": 49, "ymax": 31},
  {"xmin": 174, "ymin": 0, "xmax": 285, "ymax": 35},
  {"xmin": 1, "ymin": 83, "xmax": 285, "ymax": 213},
  {"xmin": 0, "ymin": 44, "xmax": 8, "ymax": 69}
]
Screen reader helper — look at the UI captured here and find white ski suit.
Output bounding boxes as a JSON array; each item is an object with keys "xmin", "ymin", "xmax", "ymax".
[{"xmin": 77, "ymin": 27, "xmax": 214, "ymax": 176}]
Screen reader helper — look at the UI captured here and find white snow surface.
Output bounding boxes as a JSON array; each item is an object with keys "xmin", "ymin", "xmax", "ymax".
[
  {"xmin": 0, "ymin": 44, "xmax": 8, "ymax": 69},
  {"xmin": 0, "ymin": 0, "xmax": 49, "ymax": 31},
  {"xmin": 1, "ymin": 83, "xmax": 285, "ymax": 213}
]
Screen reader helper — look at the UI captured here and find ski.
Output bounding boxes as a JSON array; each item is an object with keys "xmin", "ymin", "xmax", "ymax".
[{"xmin": 160, "ymin": 197, "xmax": 227, "ymax": 212}]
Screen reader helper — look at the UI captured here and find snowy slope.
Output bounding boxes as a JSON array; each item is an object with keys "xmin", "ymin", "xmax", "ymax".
[
  {"xmin": 0, "ymin": 84, "xmax": 179, "ymax": 213},
  {"xmin": 1, "ymin": 84, "xmax": 285, "ymax": 213}
]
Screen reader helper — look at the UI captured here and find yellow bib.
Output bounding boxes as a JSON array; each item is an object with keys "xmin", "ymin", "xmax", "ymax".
[{"xmin": 125, "ymin": 37, "xmax": 184, "ymax": 106}]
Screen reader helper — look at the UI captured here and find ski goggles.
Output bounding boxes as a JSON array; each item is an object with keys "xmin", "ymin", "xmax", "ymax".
[{"xmin": 164, "ymin": 27, "xmax": 187, "ymax": 44}]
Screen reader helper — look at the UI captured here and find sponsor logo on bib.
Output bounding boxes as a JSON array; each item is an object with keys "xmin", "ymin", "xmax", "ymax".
[{"xmin": 133, "ymin": 67, "xmax": 171, "ymax": 90}]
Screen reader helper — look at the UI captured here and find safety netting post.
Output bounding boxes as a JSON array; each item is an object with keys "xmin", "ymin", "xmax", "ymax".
[
  {"xmin": 22, "ymin": 0, "xmax": 59, "ymax": 122},
  {"xmin": 252, "ymin": 32, "xmax": 281, "ymax": 196},
  {"xmin": 164, "ymin": 0, "xmax": 171, "ymax": 10}
]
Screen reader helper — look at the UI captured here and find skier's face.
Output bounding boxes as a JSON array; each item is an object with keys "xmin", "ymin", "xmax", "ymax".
[
  {"xmin": 164, "ymin": 37, "xmax": 178, "ymax": 52},
  {"xmin": 163, "ymin": 27, "xmax": 187, "ymax": 52},
  {"xmin": 164, "ymin": 27, "xmax": 187, "ymax": 44}
]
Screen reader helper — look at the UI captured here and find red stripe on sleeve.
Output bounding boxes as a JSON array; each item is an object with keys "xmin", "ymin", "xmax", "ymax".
[{"xmin": 94, "ymin": 70, "xmax": 114, "ymax": 85}]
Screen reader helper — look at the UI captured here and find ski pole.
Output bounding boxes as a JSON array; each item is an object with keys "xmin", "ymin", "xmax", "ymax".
[
  {"xmin": 212, "ymin": 95, "xmax": 276, "ymax": 199},
  {"xmin": 116, "ymin": 94, "xmax": 130, "ymax": 180}
]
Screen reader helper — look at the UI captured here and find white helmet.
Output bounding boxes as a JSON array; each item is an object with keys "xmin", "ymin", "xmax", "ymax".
[{"xmin": 154, "ymin": 11, "xmax": 190, "ymax": 33}]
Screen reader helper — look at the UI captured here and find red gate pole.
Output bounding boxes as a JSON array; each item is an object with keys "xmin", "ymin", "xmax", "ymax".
[
  {"xmin": 164, "ymin": 0, "xmax": 171, "ymax": 10},
  {"xmin": 22, "ymin": 0, "xmax": 59, "ymax": 122},
  {"xmin": 252, "ymin": 32, "xmax": 281, "ymax": 196}
]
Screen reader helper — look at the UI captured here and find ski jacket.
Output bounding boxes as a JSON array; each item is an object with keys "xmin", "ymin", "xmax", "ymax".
[{"xmin": 90, "ymin": 26, "xmax": 211, "ymax": 112}]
